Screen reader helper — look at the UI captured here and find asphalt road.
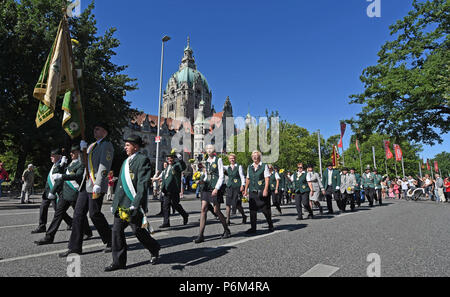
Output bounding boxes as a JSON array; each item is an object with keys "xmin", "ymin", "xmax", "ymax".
[{"xmin": 0, "ymin": 193, "xmax": 449, "ymax": 277}]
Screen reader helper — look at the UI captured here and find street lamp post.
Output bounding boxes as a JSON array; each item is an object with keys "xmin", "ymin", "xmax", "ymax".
[{"xmin": 155, "ymin": 35, "xmax": 171, "ymax": 173}]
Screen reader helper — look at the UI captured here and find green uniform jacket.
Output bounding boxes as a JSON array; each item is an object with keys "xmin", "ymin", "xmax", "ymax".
[
  {"xmin": 247, "ymin": 163, "xmax": 267, "ymax": 192},
  {"xmin": 292, "ymin": 171, "xmax": 310, "ymax": 193},
  {"xmin": 269, "ymin": 173, "xmax": 278, "ymax": 192},
  {"xmin": 374, "ymin": 174, "xmax": 383, "ymax": 190},
  {"xmin": 51, "ymin": 160, "xmax": 85, "ymax": 202},
  {"xmin": 279, "ymin": 173, "xmax": 286, "ymax": 191},
  {"xmin": 354, "ymin": 173, "xmax": 361, "ymax": 191},
  {"xmin": 45, "ymin": 161, "xmax": 66, "ymax": 198},
  {"xmin": 112, "ymin": 152, "xmax": 151, "ymax": 214},
  {"xmin": 361, "ymin": 172, "xmax": 375, "ymax": 189},
  {"xmin": 161, "ymin": 159, "xmax": 186, "ymax": 194},
  {"xmin": 226, "ymin": 165, "xmax": 242, "ymax": 188},
  {"xmin": 322, "ymin": 169, "xmax": 341, "ymax": 190}
]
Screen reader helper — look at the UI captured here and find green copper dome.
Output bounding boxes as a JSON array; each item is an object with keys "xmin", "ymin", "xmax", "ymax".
[{"xmin": 165, "ymin": 67, "xmax": 210, "ymax": 93}]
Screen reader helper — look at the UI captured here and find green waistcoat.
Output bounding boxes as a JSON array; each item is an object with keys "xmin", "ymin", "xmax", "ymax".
[
  {"xmin": 248, "ymin": 163, "xmax": 266, "ymax": 192},
  {"xmin": 374, "ymin": 174, "xmax": 382, "ymax": 189},
  {"xmin": 269, "ymin": 173, "xmax": 277, "ymax": 191},
  {"xmin": 205, "ymin": 157, "xmax": 219, "ymax": 192},
  {"xmin": 52, "ymin": 160, "xmax": 85, "ymax": 202},
  {"xmin": 354, "ymin": 173, "xmax": 361, "ymax": 191},
  {"xmin": 362, "ymin": 172, "xmax": 375, "ymax": 189},
  {"xmin": 226, "ymin": 164, "xmax": 241, "ymax": 188},
  {"xmin": 293, "ymin": 171, "xmax": 310, "ymax": 193}
]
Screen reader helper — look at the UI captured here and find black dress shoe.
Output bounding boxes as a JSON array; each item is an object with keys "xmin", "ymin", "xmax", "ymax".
[
  {"xmin": 183, "ymin": 215, "xmax": 189, "ymax": 225},
  {"xmin": 242, "ymin": 216, "xmax": 247, "ymax": 224},
  {"xmin": 31, "ymin": 227, "xmax": 46, "ymax": 234},
  {"xmin": 159, "ymin": 224, "xmax": 170, "ymax": 229},
  {"xmin": 326, "ymin": 211, "xmax": 334, "ymax": 215},
  {"xmin": 268, "ymin": 225, "xmax": 274, "ymax": 232},
  {"xmin": 34, "ymin": 237, "xmax": 54, "ymax": 245},
  {"xmin": 245, "ymin": 228, "xmax": 257, "ymax": 234},
  {"xmin": 296, "ymin": 217, "xmax": 303, "ymax": 221},
  {"xmin": 193, "ymin": 236, "xmax": 204, "ymax": 244},
  {"xmin": 104, "ymin": 264, "xmax": 125, "ymax": 272},
  {"xmin": 221, "ymin": 229, "xmax": 231, "ymax": 239},
  {"xmin": 307, "ymin": 214, "xmax": 314, "ymax": 219},
  {"xmin": 150, "ymin": 251, "xmax": 159, "ymax": 265},
  {"xmin": 58, "ymin": 250, "xmax": 81, "ymax": 258}
]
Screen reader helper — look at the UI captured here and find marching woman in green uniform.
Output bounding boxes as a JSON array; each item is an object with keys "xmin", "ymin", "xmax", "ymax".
[
  {"xmin": 244, "ymin": 150, "xmax": 274, "ymax": 234},
  {"xmin": 290, "ymin": 162, "xmax": 314, "ymax": 220},
  {"xmin": 223, "ymin": 153, "xmax": 247, "ymax": 225},
  {"xmin": 373, "ymin": 169, "xmax": 383, "ymax": 206},
  {"xmin": 34, "ymin": 145, "xmax": 92, "ymax": 245},
  {"xmin": 361, "ymin": 165, "xmax": 375, "ymax": 207},
  {"xmin": 194, "ymin": 144, "xmax": 231, "ymax": 243},
  {"xmin": 105, "ymin": 135, "xmax": 160, "ymax": 271},
  {"xmin": 31, "ymin": 148, "xmax": 72, "ymax": 234},
  {"xmin": 268, "ymin": 164, "xmax": 282, "ymax": 215}
]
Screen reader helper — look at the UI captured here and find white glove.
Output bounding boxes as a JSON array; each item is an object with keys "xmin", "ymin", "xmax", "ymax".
[
  {"xmin": 52, "ymin": 173, "xmax": 63, "ymax": 180},
  {"xmin": 60, "ymin": 156, "xmax": 68, "ymax": 166},
  {"xmin": 93, "ymin": 185, "xmax": 101, "ymax": 194},
  {"xmin": 336, "ymin": 186, "xmax": 340, "ymax": 190},
  {"xmin": 176, "ymin": 153, "xmax": 183, "ymax": 160},
  {"xmin": 48, "ymin": 193, "xmax": 56, "ymax": 199},
  {"xmin": 111, "ymin": 207, "xmax": 113, "ymax": 213},
  {"xmin": 129, "ymin": 205, "xmax": 136, "ymax": 211},
  {"xmin": 80, "ymin": 140, "xmax": 88, "ymax": 150}
]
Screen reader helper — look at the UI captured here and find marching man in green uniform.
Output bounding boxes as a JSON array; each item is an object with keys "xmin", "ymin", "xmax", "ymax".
[
  {"xmin": 290, "ymin": 162, "xmax": 314, "ymax": 220},
  {"xmin": 159, "ymin": 150, "xmax": 189, "ymax": 229},
  {"xmin": 321, "ymin": 163, "xmax": 341, "ymax": 214},
  {"xmin": 244, "ymin": 150, "xmax": 274, "ymax": 234},
  {"xmin": 268, "ymin": 164, "xmax": 282, "ymax": 216},
  {"xmin": 350, "ymin": 168, "xmax": 362, "ymax": 207},
  {"xmin": 373, "ymin": 168, "xmax": 383, "ymax": 206},
  {"xmin": 194, "ymin": 144, "xmax": 231, "ymax": 243},
  {"xmin": 223, "ymin": 153, "xmax": 247, "ymax": 226},
  {"xmin": 31, "ymin": 148, "xmax": 72, "ymax": 234},
  {"xmin": 34, "ymin": 145, "xmax": 92, "ymax": 245},
  {"xmin": 361, "ymin": 165, "xmax": 375, "ymax": 207},
  {"xmin": 339, "ymin": 167, "xmax": 357, "ymax": 212},
  {"xmin": 105, "ymin": 135, "xmax": 160, "ymax": 271}
]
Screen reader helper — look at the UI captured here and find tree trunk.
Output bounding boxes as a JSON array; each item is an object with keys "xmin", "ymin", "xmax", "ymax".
[{"xmin": 14, "ymin": 149, "xmax": 27, "ymax": 182}]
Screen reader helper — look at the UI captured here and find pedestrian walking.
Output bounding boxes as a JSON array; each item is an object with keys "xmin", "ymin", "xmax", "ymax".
[{"xmin": 21, "ymin": 164, "xmax": 35, "ymax": 204}]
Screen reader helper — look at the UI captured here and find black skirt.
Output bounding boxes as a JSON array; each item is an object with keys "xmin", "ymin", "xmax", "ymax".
[
  {"xmin": 249, "ymin": 191, "xmax": 270, "ymax": 211},
  {"xmin": 201, "ymin": 190, "xmax": 224, "ymax": 205}
]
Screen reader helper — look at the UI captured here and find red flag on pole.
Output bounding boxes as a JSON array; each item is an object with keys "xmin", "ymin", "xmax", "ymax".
[
  {"xmin": 383, "ymin": 140, "xmax": 393, "ymax": 159},
  {"xmin": 393, "ymin": 144, "xmax": 403, "ymax": 162},
  {"xmin": 356, "ymin": 139, "xmax": 360, "ymax": 153},
  {"xmin": 434, "ymin": 161, "xmax": 439, "ymax": 172},
  {"xmin": 426, "ymin": 159, "xmax": 430, "ymax": 171},
  {"xmin": 338, "ymin": 122, "xmax": 346, "ymax": 148}
]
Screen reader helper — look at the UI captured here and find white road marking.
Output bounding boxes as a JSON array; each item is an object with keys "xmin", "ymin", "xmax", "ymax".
[
  {"xmin": 0, "ymin": 232, "xmax": 169, "ymax": 264},
  {"xmin": 0, "ymin": 223, "xmax": 39, "ymax": 230},
  {"xmin": 205, "ymin": 230, "xmax": 286, "ymax": 252},
  {"xmin": 300, "ymin": 264, "xmax": 340, "ymax": 277}
]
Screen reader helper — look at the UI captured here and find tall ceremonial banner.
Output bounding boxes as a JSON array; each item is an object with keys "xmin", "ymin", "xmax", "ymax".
[
  {"xmin": 426, "ymin": 159, "xmax": 430, "ymax": 171},
  {"xmin": 332, "ymin": 145, "xmax": 340, "ymax": 168},
  {"xmin": 338, "ymin": 122, "xmax": 346, "ymax": 148},
  {"xmin": 62, "ymin": 90, "xmax": 84, "ymax": 138},
  {"xmin": 434, "ymin": 161, "xmax": 438, "ymax": 172},
  {"xmin": 34, "ymin": 19, "xmax": 75, "ymax": 127},
  {"xmin": 383, "ymin": 140, "xmax": 393, "ymax": 159},
  {"xmin": 393, "ymin": 144, "xmax": 403, "ymax": 162}
]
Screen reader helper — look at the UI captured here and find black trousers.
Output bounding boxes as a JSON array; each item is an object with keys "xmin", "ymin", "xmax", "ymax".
[
  {"xmin": 364, "ymin": 188, "xmax": 375, "ymax": 206},
  {"xmin": 376, "ymin": 189, "xmax": 382, "ymax": 205},
  {"xmin": 325, "ymin": 186, "xmax": 339, "ymax": 213},
  {"xmin": 340, "ymin": 192, "xmax": 355, "ymax": 211},
  {"xmin": 39, "ymin": 192, "xmax": 72, "ymax": 229},
  {"xmin": 112, "ymin": 212, "xmax": 160, "ymax": 267},
  {"xmin": 354, "ymin": 190, "xmax": 361, "ymax": 207},
  {"xmin": 295, "ymin": 192, "xmax": 313, "ymax": 218},
  {"xmin": 249, "ymin": 191, "xmax": 273, "ymax": 230},
  {"xmin": 270, "ymin": 191, "xmax": 282, "ymax": 213},
  {"xmin": 68, "ymin": 191, "xmax": 111, "ymax": 253},
  {"xmin": 163, "ymin": 191, "xmax": 188, "ymax": 226},
  {"xmin": 45, "ymin": 199, "xmax": 92, "ymax": 240}
]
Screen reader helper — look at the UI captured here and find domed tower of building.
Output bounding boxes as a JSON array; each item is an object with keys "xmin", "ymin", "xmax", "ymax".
[{"xmin": 162, "ymin": 37, "xmax": 213, "ymax": 124}]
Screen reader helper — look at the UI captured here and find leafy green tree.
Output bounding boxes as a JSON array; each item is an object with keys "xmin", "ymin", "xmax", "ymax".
[
  {"xmin": 0, "ymin": 0, "xmax": 137, "ymax": 185},
  {"xmin": 349, "ymin": 0, "xmax": 449, "ymax": 146},
  {"xmin": 432, "ymin": 152, "xmax": 450, "ymax": 177}
]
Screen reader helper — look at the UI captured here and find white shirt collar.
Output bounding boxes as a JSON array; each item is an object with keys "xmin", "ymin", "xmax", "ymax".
[
  {"xmin": 96, "ymin": 137, "xmax": 105, "ymax": 145},
  {"xmin": 129, "ymin": 152, "xmax": 138, "ymax": 161}
]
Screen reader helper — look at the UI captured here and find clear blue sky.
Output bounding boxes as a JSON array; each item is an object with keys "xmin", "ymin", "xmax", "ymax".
[{"xmin": 83, "ymin": 0, "xmax": 448, "ymax": 159}]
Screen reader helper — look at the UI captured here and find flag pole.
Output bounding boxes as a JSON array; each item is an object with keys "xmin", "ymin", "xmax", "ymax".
[
  {"xmin": 372, "ymin": 146, "xmax": 376, "ymax": 169},
  {"xmin": 318, "ymin": 130, "xmax": 323, "ymax": 178},
  {"xmin": 419, "ymin": 160, "xmax": 422, "ymax": 178},
  {"xmin": 394, "ymin": 160, "xmax": 398, "ymax": 177},
  {"xmin": 63, "ymin": 13, "xmax": 88, "ymax": 178},
  {"xmin": 401, "ymin": 156, "xmax": 405, "ymax": 178}
]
